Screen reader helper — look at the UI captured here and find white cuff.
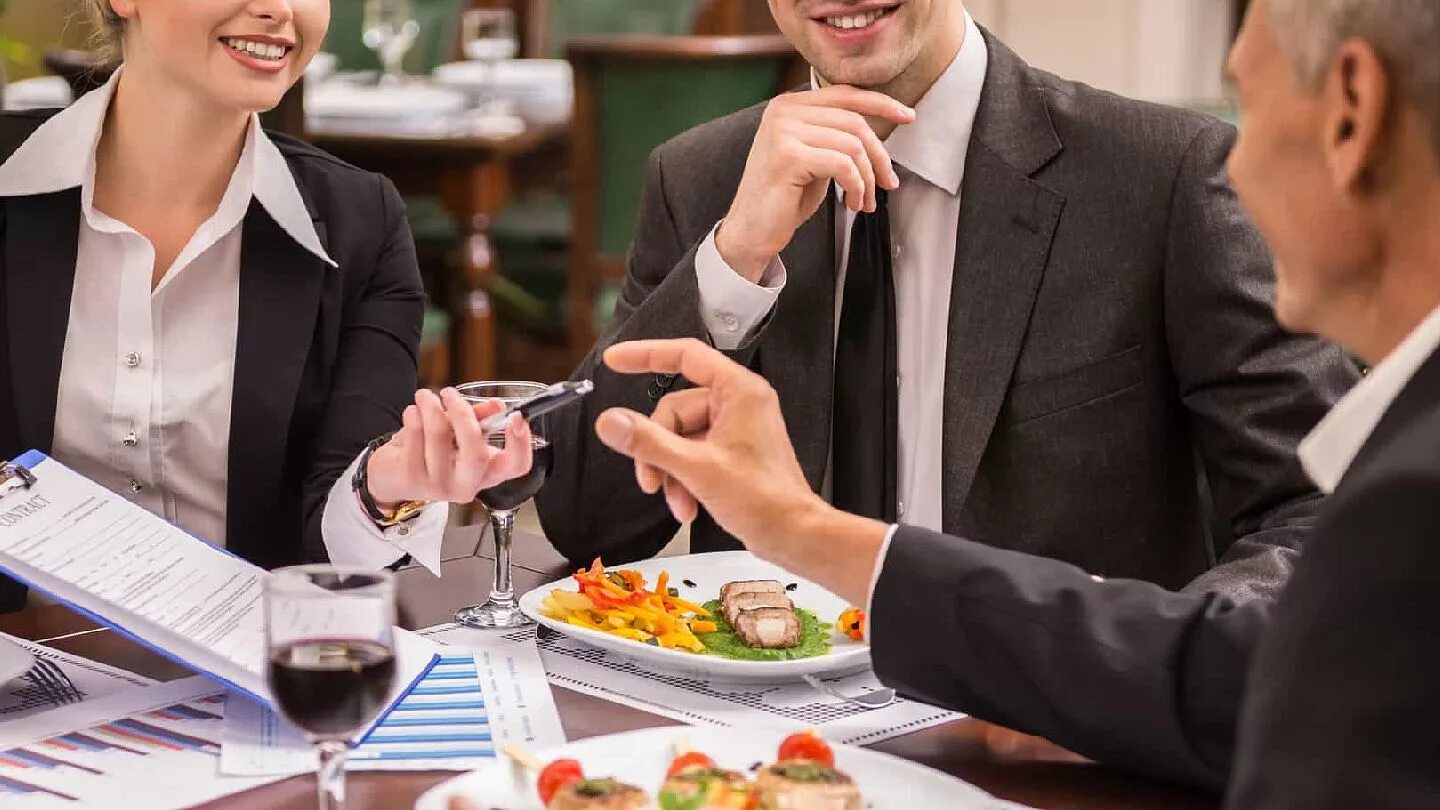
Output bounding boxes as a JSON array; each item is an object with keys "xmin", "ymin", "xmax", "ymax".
[
  {"xmin": 321, "ymin": 451, "xmax": 450, "ymax": 576},
  {"xmin": 862, "ymin": 524, "xmax": 901, "ymax": 644},
  {"xmin": 694, "ymin": 221, "xmax": 785, "ymax": 350}
]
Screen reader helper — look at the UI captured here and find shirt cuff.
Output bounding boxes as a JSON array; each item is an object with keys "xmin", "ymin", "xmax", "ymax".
[
  {"xmin": 321, "ymin": 451, "xmax": 450, "ymax": 576},
  {"xmin": 694, "ymin": 221, "xmax": 786, "ymax": 350},
  {"xmin": 863, "ymin": 524, "xmax": 901, "ymax": 644}
]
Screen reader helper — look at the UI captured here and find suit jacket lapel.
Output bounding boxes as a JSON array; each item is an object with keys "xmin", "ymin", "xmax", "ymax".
[
  {"xmin": 942, "ymin": 34, "xmax": 1065, "ymax": 532},
  {"xmin": 3, "ymin": 191, "xmax": 81, "ymax": 454},
  {"xmin": 226, "ymin": 199, "xmax": 328, "ymax": 563},
  {"xmin": 765, "ymin": 195, "xmax": 837, "ymax": 488}
]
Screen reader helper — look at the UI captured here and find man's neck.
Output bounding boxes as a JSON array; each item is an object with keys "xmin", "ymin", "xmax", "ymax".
[
  {"xmin": 93, "ymin": 64, "xmax": 250, "ymax": 219},
  {"xmin": 1338, "ymin": 194, "xmax": 1440, "ymax": 366}
]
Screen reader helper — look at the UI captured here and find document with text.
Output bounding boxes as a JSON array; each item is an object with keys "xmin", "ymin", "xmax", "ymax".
[{"xmin": 0, "ymin": 451, "xmax": 438, "ymax": 714}]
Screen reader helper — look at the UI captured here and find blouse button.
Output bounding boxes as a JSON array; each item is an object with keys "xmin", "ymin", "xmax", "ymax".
[
  {"xmin": 124, "ymin": 352, "xmax": 142, "ymax": 368},
  {"xmin": 128, "ymin": 479, "xmax": 144, "ymax": 494},
  {"xmin": 121, "ymin": 432, "xmax": 138, "ymax": 447}
]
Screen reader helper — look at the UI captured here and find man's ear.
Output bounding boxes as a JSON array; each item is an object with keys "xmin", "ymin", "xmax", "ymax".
[{"xmin": 1321, "ymin": 38, "xmax": 1391, "ymax": 194}]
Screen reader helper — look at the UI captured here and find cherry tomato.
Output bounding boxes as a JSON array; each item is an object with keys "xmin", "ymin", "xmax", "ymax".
[
  {"xmin": 666, "ymin": 751, "xmax": 717, "ymax": 778},
  {"xmin": 777, "ymin": 731, "xmax": 834, "ymax": 767},
  {"xmin": 837, "ymin": 607, "xmax": 866, "ymax": 641},
  {"xmin": 537, "ymin": 758, "xmax": 584, "ymax": 805}
]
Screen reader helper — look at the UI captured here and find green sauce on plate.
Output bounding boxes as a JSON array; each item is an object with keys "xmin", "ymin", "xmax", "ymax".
[{"xmin": 696, "ymin": 599, "xmax": 833, "ymax": 661}]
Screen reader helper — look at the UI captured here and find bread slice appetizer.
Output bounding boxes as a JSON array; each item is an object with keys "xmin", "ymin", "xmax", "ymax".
[
  {"xmin": 531, "ymin": 754, "xmax": 657, "ymax": 810},
  {"xmin": 719, "ymin": 580, "xmax": 801, "ymax": 649},
  {"xmin": 753, "ymin": 732, "xmax": 861, "ymax": 810},
  {"xmin": 659, "ymin": 751, "xmax": 755, "ymax": 810}
]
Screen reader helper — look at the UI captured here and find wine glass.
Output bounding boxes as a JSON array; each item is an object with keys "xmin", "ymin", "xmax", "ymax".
[
  {"xmin": 265, "ymin": 566, "xmax": 397, "ymax": 810},
  {"xmin": 362, "ymin": 0, "xmax": 420, "ymax": 86},
  {"xmin": 461, "ymin": 7, "xmax": 525, "ymax": 135},
  {"xmin": 453, "ymin": 381, "xmax": 554, "ymax": 629}
]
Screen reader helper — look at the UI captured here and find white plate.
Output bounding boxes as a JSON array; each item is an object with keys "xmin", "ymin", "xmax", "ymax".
[
  {"xmin": 415, "ymin": 726, "xmax": 1005, "ymax": 810},
  {"xmin": 0, "ymin": 636, "xmax": 36, "ymax": 686},
  {"xmin": 519, "ymin": 551, "xmax": 870, "ymax": 683}
]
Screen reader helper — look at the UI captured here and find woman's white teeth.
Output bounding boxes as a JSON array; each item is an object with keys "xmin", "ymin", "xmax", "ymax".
[
  {"xmin": 825, "ymin": 8, "xmax": 886, "ymax": 29},
  {"xmin": 224, "ymin": 38, "xmax": 289, "ymax": 61}
]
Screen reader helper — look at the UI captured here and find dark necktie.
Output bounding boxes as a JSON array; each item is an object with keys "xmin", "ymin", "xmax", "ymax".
[{"xmin": 831, "ymin": 188, "xmax": 898, "ymax": 522}]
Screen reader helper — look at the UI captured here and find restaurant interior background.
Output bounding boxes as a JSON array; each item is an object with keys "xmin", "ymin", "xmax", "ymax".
[{"xmin": 0, "ymin": 0, "xmax": 1246, "ymax": 391}]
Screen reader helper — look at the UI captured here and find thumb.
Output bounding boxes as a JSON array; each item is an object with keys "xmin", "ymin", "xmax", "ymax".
[{"xmin": 596, "ymin": 409, "xmax": 700, "ymax": 482}]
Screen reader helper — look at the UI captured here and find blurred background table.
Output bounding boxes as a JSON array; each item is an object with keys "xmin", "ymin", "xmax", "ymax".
[{"xmin": 0, "ymin": 523, "xmax": 1218, "ymax": 810}]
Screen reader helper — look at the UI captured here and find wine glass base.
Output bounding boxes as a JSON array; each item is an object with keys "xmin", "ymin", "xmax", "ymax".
[{"xmin": 455, "ymin": 601, "xmax": 534, "ymax": 629}]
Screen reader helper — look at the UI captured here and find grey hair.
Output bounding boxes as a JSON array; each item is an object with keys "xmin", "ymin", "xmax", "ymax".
[{"xmin": 1270, "ymin": 0, "xmax": 1440, "ymax": 158}]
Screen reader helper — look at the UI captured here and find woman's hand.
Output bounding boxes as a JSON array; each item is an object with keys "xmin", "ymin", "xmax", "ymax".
[{"xmin": 364, "ymin": 388, "xmax": 534, "ymax": 508}]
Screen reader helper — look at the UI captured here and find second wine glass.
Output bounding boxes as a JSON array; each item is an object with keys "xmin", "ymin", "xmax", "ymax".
[{"xmin": 454, "ymin": 381, "xmax": 553, "ymax": 629}]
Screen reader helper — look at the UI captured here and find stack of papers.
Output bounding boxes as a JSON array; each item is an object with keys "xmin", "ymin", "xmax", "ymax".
[
  {"xmin": 0, "ymin": 677, "xmax": 283, "ymax": 809},
  {"xmin": 220, "ymin": 625, "xmax": 565, "ymax": 774}
]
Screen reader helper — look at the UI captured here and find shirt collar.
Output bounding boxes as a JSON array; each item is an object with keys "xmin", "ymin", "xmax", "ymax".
[
  {"xmin": 810, "ymin": 11, "xmax": 987, "ymax": 195},
  {"xmin": 0, "ymin": 66, "xmax": 335, "ymax": 268},
  {"xmin": 1299, "ymin": 303, "xmax": 1440, "ymax": 493}
]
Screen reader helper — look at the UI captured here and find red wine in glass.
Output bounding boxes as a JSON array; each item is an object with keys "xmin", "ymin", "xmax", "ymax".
[
  {"xmin": 268, "ymin": 639, "xmax": 396, "ymax": 739},
  {"xmin": 478, "ymin": 435, "xmax": 552, "ymax": 512}
]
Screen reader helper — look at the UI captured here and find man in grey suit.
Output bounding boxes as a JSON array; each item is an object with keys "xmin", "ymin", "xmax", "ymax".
[{"xmin": 538, "ymin": 0, "xmax": 1358, "ymax": 599}]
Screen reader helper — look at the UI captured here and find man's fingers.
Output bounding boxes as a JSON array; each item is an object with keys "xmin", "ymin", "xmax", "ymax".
[
  {"xmin": 596, "ymin": 408, "xmax": 702, "ymax": 483},
  {"xmin": 638, "ymin": 388, "xmax": 712, "ymax": 494},
  {"xmin": 664, "ymin": 474, "xmax": 700, "ymax": 524},
  {"xmin": 793, "ymin": 106, "xmax": 899, "ymax": 190},
  {"xmin": 602, "ymin": 338, "xmax": 750, "ymax": 390},
  {"xmin": 794, "ymin": 124, "xmax": 877, "ymax": 212},
  {"xmin": 804, "ymin": 84, "xmax": 916, "ymax": 124}
]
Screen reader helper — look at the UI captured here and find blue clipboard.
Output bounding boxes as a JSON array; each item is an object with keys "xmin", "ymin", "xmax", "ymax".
[{"xmin": 0, "ymin": 450, "xmax": 439, "ymax": 729}]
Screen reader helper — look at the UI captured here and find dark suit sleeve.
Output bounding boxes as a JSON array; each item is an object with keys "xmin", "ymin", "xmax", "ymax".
[
  {"xmin": 298, "ymin": 178, "xmax": 424, "ymax": 562},
  {"xmin": 1227, "ymin": 467, "xmax": 1440, "ymax": 810},
  {"xmin": 537, "ymin": 148, "xmax": 754, "ymax": 565},
  {"xmin": 871, "ymin": 525, "xmax": 1267, "ymax": 791},
  {"xmin": 1163, "ymin": 120, "xmax": 1359, "ymax": 601}
]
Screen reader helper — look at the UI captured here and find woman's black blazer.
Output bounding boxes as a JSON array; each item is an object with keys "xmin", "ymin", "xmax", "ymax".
[{"xmin": 0, "ymin": 110, "xmax": 424, "ymax": 611}]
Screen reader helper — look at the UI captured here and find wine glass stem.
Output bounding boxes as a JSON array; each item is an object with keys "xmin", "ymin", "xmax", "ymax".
[
  {"xmin": 316, "ymin": 740, "xmax": 347, "ymax": 810},
  {"xmin": 489, "ymin": 509, "xmax": 517, "ymax": 606}
]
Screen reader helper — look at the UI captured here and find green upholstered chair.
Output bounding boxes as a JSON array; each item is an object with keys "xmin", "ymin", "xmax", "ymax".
[
  {"xmin": 485, "ymin": 0, "xmax": 715, "ymax": 351},
  {"xmin": 559, "ymin": 35, "xmax": 798, "ymax": 360}
]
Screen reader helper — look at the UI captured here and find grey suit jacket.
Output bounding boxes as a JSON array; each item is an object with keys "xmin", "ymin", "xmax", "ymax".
[{"xmin": 537, "ymin": 30, "xmax": 1359, "ymax": 599}]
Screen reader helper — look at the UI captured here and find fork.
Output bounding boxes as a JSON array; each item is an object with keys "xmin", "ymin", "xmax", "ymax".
[{"xmin": 801, "ymin": 674, "xmax": 896, "ymax": 709}]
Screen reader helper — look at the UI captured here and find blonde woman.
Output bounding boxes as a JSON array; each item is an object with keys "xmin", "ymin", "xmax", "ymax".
[{"xmin": 0, "ymin": 0, "xmax": 532, "ymax": 610}]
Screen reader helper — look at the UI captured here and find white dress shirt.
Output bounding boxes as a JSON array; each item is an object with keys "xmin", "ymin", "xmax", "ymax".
[
  {"xmin": 697, "ymin": 12, "xmax": 987, "ymax": 536},
  {"xmin": 696, "ymin": 16, "xmax": 987, "ymax": 626},
  {"xmin": 1299, "ymin": 304, "xmax": 1440, "ymax": 494},
  {"xmin": 0, "ymin": 69, "xmax": 448, "ymax": 575}
]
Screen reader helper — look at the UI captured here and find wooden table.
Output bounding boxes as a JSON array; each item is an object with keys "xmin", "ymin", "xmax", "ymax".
[
  {"xmin": 0, "ymin": 526, "xmax": 1218, "ymax": 810},
  {"xmin": 307, "ymin": 123, "xmax": 569, "ymax": 385}
]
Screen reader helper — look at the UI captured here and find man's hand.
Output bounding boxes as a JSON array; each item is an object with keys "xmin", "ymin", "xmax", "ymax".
[
  {"xmin": 595, "ymin": 340, "xmax": 889, "ymax": 605},
  {"xmin": 594, "ymin": 339, "xmax": 822, "ymax": 558},
  {"xmin": 365, "ymin": 388, "xmax": 534, "ymax": 507},
  {"xmin": 716, "ymin": 86, "xmax": 914, "ymax": 282}
]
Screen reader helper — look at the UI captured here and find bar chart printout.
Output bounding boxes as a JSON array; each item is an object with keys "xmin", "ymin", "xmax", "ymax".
[{"xmin": 0, "ymin": 678, "xmax": 278, "ymax": 809}]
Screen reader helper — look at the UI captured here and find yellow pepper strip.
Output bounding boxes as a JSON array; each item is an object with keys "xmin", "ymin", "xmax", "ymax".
[
  {"xmin": 664, "ymin": 595, "xmax": 709, "ymax": 615},
  {"xmin": 689, "ymin": 620, "xmax": 718, "ymax": 633},
  {"xmin": 565, "ymin": 614, "xmax": 606, "ymax": 631},
  {"xmin": 610, "ymin": 628, "xmax": 652, "ymax": 642}
]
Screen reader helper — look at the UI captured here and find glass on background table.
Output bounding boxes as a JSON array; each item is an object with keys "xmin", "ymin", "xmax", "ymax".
[{"xmin": 453, "ymin": 381, "xmax": 555, "ymax": 629}]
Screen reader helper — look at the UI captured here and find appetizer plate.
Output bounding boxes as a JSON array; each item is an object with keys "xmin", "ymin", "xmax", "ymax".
[
  {"xmin": 415, "ymin": 726, "xmax": 1007, "ymax": 810},
  {"xmin": 518, "ymin": 551, "xmax": 870, "ymax": 683}
]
